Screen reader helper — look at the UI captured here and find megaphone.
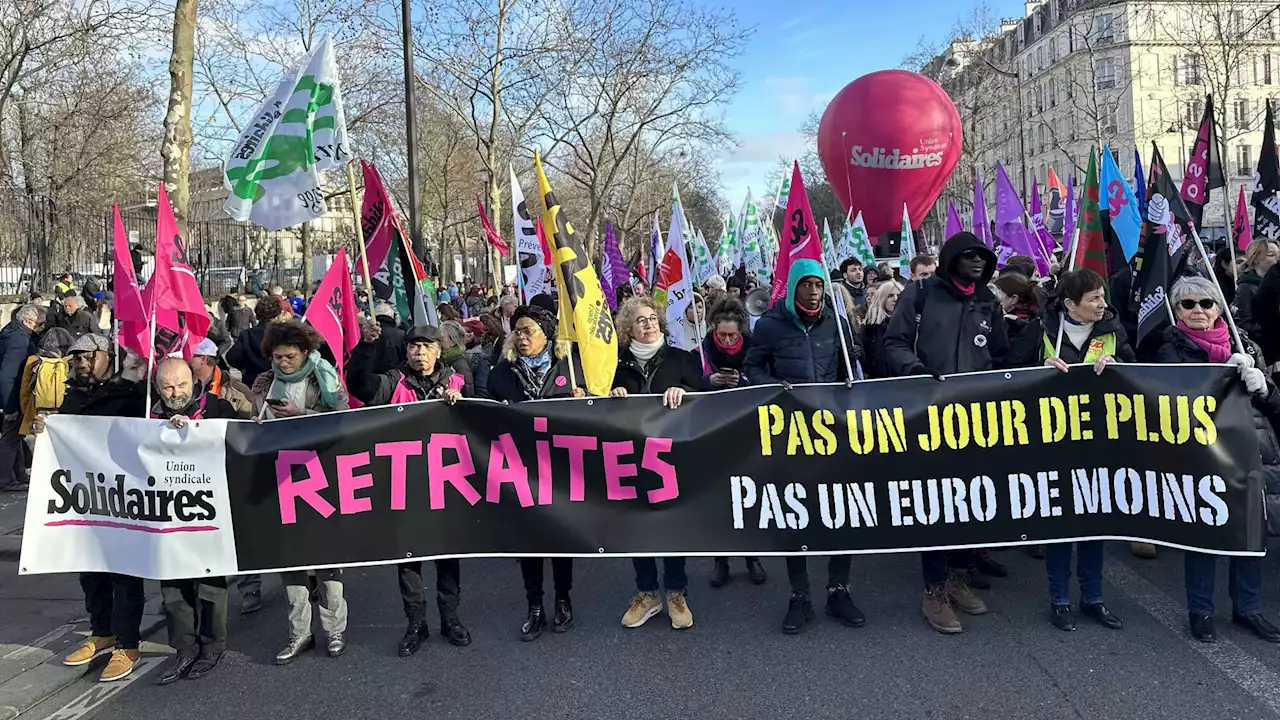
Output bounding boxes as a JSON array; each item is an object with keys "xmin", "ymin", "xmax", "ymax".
[{"xmin": 745, "ymin": 287, "xmax": 770, "ymax": 317}]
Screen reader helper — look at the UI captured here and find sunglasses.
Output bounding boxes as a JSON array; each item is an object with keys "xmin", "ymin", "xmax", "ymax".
[
  {"xmin": 1179, "ymin": 298, "xmax": 1216, "ymax": 310},
  {"xmin": 959, "ymin": 248, "xmax": 984, "ymax": 260}
]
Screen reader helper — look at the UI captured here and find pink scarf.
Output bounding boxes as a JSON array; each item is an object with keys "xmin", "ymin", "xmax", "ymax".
[
  {"xmin": 713, "ymin": 332, "xmax": 743, "ymax": 355},
  {"xmin": 1177, "ymin": 319, "xmax": 1232, "ymax": 363}
]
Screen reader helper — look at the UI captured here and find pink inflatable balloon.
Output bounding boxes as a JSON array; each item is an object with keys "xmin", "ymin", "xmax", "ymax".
[{"xmin": 817, "ymin": 70, "xmax": 962, "ymax": 240}]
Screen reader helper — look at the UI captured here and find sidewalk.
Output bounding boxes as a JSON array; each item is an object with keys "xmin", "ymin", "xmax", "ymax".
[{"xmin": 0, "ymin": 490, "xmax": 166, "ymax": 720}]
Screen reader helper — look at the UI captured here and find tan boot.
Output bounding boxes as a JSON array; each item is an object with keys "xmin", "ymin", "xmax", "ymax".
[
  {"xmin": 946, "ymin": 570, "xmax": 988, "ymax": 615},
  {"xmin": 99, "ymin": 649, "xmax": 139, "ymax": 682},
  {"xmin": 64, "ymin": 636, "xmax": 116, "ymax": 666},
  {"xmin": 667, "ymin": 591, "xmax": 693, "ymax": 630},
  {"xmin": 621, "ymin": 591, "xmax": 663, "ymax": 628},
  {"xmin": 923, "ymin": 585, "xmax": 962, "ymax": 633},
  {"xmin": 1130, "ymin": 542, "xmax": 1157, "ymax": 559}
]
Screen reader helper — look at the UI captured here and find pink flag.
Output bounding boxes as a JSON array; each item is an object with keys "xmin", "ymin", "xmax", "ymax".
[
  {"xmin": 477, "ymin": 198, "xmax": 510, "ymax": 257},
  {"xmin": 769, "ymin": 161, "xmax": 825, "ymax": 305},
  {"xmin": 1235, "ymin": 185, "xmax": 1254, "ymax": 252},
  {"xmin": 304, "ymin": 247, "xmax": 360, "ymax": 378},
  {"xmin": 944, "ymin": 201, "xmax": 964, "ymax": 240},
  {"xmin": 111, "ymin": 205, "xmax": 148, "ymax": 356},
  {"xmin": 141, "ymin": 183, "xmax": 211, "ymax": 359}
]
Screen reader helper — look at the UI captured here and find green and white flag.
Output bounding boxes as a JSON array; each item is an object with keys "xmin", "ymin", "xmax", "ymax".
[
  {"xmin": 846, "ymin": 211, "xmax": 878, "ymax": 267},
  {"xmin": 691, "ymin": 229, "xmax": 718, "ymax": 286},
  {"xmin": 775, "ymin": 171, "xmax": 791, "ymax": 209},
  {"xmin": 821, "ymin": 218, "xmax": 839, "ymax": 272},
  {"xmin": 740, "ymin": 192, "xmax": 767, "ymax": 282},
  {"xmin": 899, "ymin": 203, "xmax": 916, "ymax": 273},
  {"xmin": 716, "ymin": 211, "xmax": 738, "ymax": 274},
  {"xmin": 224, "ymin": 35, "xmax": 350, "ymax": 231}
]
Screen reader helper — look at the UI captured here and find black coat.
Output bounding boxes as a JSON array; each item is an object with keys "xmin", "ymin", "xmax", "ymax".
[
  {"xmin": 699, "ymin": 332, "xmax": 750, "ymax": 388},
  {"xmin": 1253, "ymin": 263, "xmax": 1280, "ymax": 366},
  {"xmin": 1234, "ymin": 269, "xmax": 1264, "ymax": 341},
  {"xmin": 861, "ymin": 322, "xmax": 888, "ymax": 379},
  {"xmin": 743, "ymin": 302, "xmax": 859, "ymax": 385},
  {"xmin": 151, "ymin": 392, "xmax": 240, "ymax": 420},
  {"xmin": 0, "ymin": 321, "xmax": 35, "ymax": 414},
  {"xmin": 226, "ymin": 324, "xmax": 271, "ymax": 386},
  {"xmin": 488, "ymin": 348, "xmax": 584, "ymax": 403},
  {"xmin": 881, "ymin": 234, "xmax": 1008, "ymax": 377},
  {"xmin": 373, "ymin": 315, "xmax": 406, "ymax": 374},
  {"xmin": 613, "ymin": 344, "xmax": 701, "ymax": 395},
  {"xmin": 1006, "ymin": 309, "xmax": 1137, "ymax": 368},
  {"xmin": 61, "ymin": 378, "xmax": 147, "ymax": 418},
  {"xmin": 346, "ymin": 340, "xmax": 458, "ymax": 406},
  {"xmin": 62, "ymin": 309, "xmax": 98, "ymax": 340}
]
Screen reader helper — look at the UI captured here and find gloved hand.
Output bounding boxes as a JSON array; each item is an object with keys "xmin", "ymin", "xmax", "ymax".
[
  {"xmin": 1239, "ymin": 365, "xmax": 1268, "ymax": 396},
  {"xmin": 1228, "ymin": 352, "xmax": 1255, "ymax": 370},
  {"xmin": 910, "ymin": 364, "xmax": 945, "ymax": 382}
]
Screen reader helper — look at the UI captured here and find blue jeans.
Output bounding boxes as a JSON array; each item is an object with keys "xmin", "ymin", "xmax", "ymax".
[
  {"xmin": 633, "ymin": 557, "xmax": 687, "ymax": 593},
  {"xmin": 1184, "ymin": 552, "xmax": 1261, "ymax": 615},
  {"xmin": 1045, "ymin": 541, "xmax": 1104, "ymax": 606}
]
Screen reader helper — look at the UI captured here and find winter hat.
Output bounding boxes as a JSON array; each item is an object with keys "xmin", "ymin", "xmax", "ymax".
[{"xmin": 511, "ymin": 305, "xmax": 557, "ymax": 343}]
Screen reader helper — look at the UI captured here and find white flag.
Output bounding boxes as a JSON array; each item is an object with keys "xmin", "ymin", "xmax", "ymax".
[
  {"xmin": 660, "ymin": 189, "xmax": 699, "ymax": 351},
  {"xmin": 510, "ymin": 166, "xmax": 549, "ymax": 301},
  {"xmin": 847, "ymin": 211, "xmax": 878, "ymax": 266},
  {"xmin": 224, "ymin": 35, "xmax": 350, "ymax": 231},
  {"xmin": 691, "ymin": 229, "xmax": 718, "ymax": 286},
  {"xmin": 899, "ymin": 203, "xmax": 916, "ymax": 273},
  {"xmin": 740, "ymin": 192, "xmax": 767, "ymax": 281}
]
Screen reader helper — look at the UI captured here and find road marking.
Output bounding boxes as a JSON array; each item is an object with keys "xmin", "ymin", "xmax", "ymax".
[
  {"xmin": 41, "ymin": 657, "xmax": 164, "ymax": 720},
  {"xmin": 1105, "ymin": 562, "xmax": 1280, "ymax": 717},
  {"xmin": 2, "ymin": 624, "xmax": 77, "ymax": 661}
]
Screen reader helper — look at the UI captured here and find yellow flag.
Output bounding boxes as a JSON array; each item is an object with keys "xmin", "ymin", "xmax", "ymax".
[{"xmin": 533, "ymin": 150, "xmax": 617, "ymax": 396}]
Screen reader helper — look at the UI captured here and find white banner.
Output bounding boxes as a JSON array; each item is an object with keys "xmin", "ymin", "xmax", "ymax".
[
  {"xmin": 20, "ymin": 415, "xmax": 238, "ymax": 579},
  {"xmin": 510, "ymin": 165, "xmax": 550, "ymax": 301}
]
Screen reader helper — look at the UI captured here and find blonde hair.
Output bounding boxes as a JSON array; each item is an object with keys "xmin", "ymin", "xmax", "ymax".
[
  {"xmin": 864, "ymin": 280, "xmax": 904, "ymax": 326},
  {"xmin": 615, "ymin": 296, "xmax": 666, "ymax": 347},
  {"xmin": 1243, "ymin": 239, "xmax": 1279, "ymax": 273}
]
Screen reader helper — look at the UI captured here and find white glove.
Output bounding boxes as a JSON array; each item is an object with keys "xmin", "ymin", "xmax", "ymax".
[
  {"xmin": 1228, "ymin": 352, "xmax": 1255, "ymax": 369},
  {"xmin": 1240, "ymin": 365, "xmax": 1268, "ymax": 396}
]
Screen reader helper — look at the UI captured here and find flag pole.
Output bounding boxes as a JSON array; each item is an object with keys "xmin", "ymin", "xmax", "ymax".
[
  {"xmin": 144, "ymin": 309, "xmax": 155, "ymax": 416},
  {"xmin": 1223, "ymin": 190, "xmax": 1239, "ymax": 286},
  {"xmin": 112, "ymin": 318, "xmax": 120, "ymax": 374},
  {"xmin": 1051, "ymin": 226, "xmax": 1081, "ymax": 359},
  {"xmin": 345, "ymin": 163, "xmax": 374, "ymax": 319},
  {"xmin": 1189, "ymin": 225, "xmax": 1245, "ymax": 353}
]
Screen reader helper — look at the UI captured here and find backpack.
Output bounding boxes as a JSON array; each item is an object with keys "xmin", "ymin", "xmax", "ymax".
[{"xmin": 30, "ymin": 356, "xmax": 69, "ymax": 414}]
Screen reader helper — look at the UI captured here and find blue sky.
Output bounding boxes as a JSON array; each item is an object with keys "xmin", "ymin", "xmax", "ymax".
[{"xmin": 716, "ymin": 0, "xmax": 1025, "ymax": 206}]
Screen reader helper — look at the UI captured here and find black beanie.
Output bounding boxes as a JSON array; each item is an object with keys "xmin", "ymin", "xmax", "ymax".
[{"xmin": 511, "ymin": 304, "xmax": 557, "ymax": 344}]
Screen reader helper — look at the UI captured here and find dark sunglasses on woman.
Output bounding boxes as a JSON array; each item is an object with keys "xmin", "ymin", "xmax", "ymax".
[{"xmin": 1179, "ymin": 298, "xmax": 1216, "ymax": 310}]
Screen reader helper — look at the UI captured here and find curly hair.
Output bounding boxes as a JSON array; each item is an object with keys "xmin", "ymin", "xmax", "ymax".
[
  {"xmin": 615, "ymin": 296, "xmax": 666, "ymax": 347},
  {"xmin": 707, "ymin": 297, "xmax": 748, "ymax": 333},
  {"xmin": 261, "ymin": 319, "xmax": 323, "ymax": 356},
  {"xmin": 255, "ymin": 295, "xmax": 289, "ymax": 324}
]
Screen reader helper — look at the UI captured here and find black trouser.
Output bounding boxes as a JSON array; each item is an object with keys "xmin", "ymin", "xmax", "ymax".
[
  {"xmin": 519, "ymin": 558, "xmax": 573, "ymax": 604},
  {"xmin": 160, "ymin": 577, "xmax": 229, "ymax": 657},
  {"xmin": 80, "ymin": 573, "xmax": 145, "ymax": 650},
  {"xmin": 398, "ymin": 559, "xmax": 460, "ymax": 624},
  {"xmin": 786, "ymin": 555, "xmax": 850, "ymax": 595},
  {"xmin": 921, "ymin": 549, "xmax": 975, "ymax": 586}
]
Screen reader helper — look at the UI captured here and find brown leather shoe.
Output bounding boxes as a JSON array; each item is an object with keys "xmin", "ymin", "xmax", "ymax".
[
  {"xmin": 923, "ymin": 585, "xmax": 962, "ymax": 633},
  {"xmin": 1130, "ymin": 542, "xmax": 1157, "ymax": 559},
  {"xmin": 946, "ymin": 570, "xmax": 988, "ymax": 615}
]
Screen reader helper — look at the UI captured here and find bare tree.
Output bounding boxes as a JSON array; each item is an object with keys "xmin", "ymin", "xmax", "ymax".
[{"xmin": 163, "ymin": 0, "xmax": 198, "ymax": 234}]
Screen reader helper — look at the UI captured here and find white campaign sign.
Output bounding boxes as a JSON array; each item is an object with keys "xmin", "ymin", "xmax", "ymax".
[{"xmin": 19, "ymin": 415, "xmax": 238, "ymax": 580}]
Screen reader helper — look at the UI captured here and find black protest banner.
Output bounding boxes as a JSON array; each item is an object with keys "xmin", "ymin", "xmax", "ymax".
[{"xmin": 223, "ymin": 364, "xmax": 1264, "ymax": 573}]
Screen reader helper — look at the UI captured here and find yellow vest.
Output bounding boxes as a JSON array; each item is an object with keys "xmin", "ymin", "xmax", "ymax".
[{"xmin": 1042, "ymin": 331, "xmax": 1116, "ymax": 363}]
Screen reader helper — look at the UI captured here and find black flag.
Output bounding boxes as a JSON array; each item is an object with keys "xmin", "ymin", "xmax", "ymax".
[
  {"xmin": 1254, "ymin": 100, "xmax": 1280, "ymax": 241},
  {"xmin": 1136, "ymin": 143, "xmax": 1194, "ymax": 349}
]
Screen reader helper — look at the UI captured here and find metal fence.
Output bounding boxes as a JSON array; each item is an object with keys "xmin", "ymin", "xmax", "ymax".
[{"xmin": 0, "ymin": 192, "xmax": 354, "ymax": 299}]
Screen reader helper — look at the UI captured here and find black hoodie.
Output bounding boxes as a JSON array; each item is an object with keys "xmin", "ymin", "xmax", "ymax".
[{"xmin": 881, "ymin": 232, "xmax": 1009, "ymax": 376}]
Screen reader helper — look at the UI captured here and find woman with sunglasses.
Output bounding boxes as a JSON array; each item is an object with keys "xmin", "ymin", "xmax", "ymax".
[
  {"xmin": 1007, "ymin": 268, "xmax": 1134, "ymax": 631},
  {"xmin": 1157, "ymin": 276, "xmax": 1280, "ymax": 644}
]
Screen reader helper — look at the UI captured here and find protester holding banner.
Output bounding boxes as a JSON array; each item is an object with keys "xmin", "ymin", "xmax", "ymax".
[
  {"xmin": 1155, "ymin": 276, "xmax": 1280, "ymax": 643},
  {"xmin": 346, "ymin": 321, "xmax": 471, "ymax": 656},
  {"xmin": 882, "ymin": 231, "xmax": 1008, "ymax": 634},
  {"xmin": 743, "ymin": 258, "xmax": 864, "ymax": 634},
  {"xmin": 1234, "ymin": 240, "xmax": 1278, "ymax": 340},
  {"xmin": 485, "ymin": 305, "xmax": 585, "ymax": 640},
  {"xmin": 859, "ymin": 280, "xmax": 902, "ymax": 378},
  {"xmin": 609, "ymin": 296, "xmax": 700, "ymax": 630},
  {"xmin": 439, "ymin": 321, "xmax": 476, "ymax": 397}
]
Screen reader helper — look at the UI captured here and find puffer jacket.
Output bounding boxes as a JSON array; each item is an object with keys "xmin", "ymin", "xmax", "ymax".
[
  {"xmin": 743, "ymin": 258, "xmax": 861, "ymax": 385},
  {"xmin": 1006, "ymin": 308, "xmax": 1137, "ymax": 367},
  {"xmin": 881, "ymin": 232, "xmax": 1008, "ymax": 377}
]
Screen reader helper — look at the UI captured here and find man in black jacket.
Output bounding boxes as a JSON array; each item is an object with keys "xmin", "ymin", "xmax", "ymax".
[
  {"xmin": 743, "ymin": 258, "xmax": 865, "ymax": 635},
  {"xmin": 60, "ymin": 295, "xmax": 98, "ymax": 340},
  {"xmin": 0, "ymin": 304, "xmax": 41, "ymax": 490},
  {"xmin": 372, "ymin": 301, "xmax": 407, "ymax": 373},
  {"xmin": 882, "ymin": 231, "xmax": 1008, "ymax": 634}
]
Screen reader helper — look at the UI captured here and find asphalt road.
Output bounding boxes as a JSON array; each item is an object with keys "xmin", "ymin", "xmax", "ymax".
[{"xmin": 20, "ymin": 544, "xmax": 1280, "ymax": 720}]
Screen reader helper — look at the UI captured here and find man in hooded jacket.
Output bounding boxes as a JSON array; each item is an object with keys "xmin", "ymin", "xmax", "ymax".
[
  {"xmin": 881, "ymin": 231, "xmax": 1009, "ymax": 634},
  {"xmin": 744, "ymin": 258, "xmax": 865, "ymax": 635}
]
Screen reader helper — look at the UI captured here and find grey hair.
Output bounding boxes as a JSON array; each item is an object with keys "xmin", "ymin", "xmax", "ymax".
[
  {"xmin": 499, "ymin": 294, "xmax": 519, "ymax": 309},
  {"xmin": 440, "ymin": 320, "xmax": 467, "ymax": 349},
  {"xmin": 14, "ymin": 304, "xmax": 41, "ymax": 325},
  {"xmin": 1170, "ymin": 275, "xmax": 1226, "ymax": 311}
]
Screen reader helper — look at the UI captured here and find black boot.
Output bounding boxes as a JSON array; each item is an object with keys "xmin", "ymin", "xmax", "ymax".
[
  {"xmin": 553, "ymin": 598, "xmax": 573, "ymax": 633},
  {"xmin": 974, "ymin": 549, "xmax": 1008, "ymax": 578},
  {"xmin": 1232, "ymin": 612, "xmax": 1280, "ymax": 642},
  {"xmin": 1081, "ymin": 602, "xmax": 1123, "ymax": 630},
  {"xmin": 1189, "ymin": 613, "xmax": 1216, "ymax": 642},
  {"xmin": 824, "ymin": 585, "xmax": 866, "ymax": 628},
  {"xmin": 441, "ymin": 616, "xmax": 472, "ymax": 647},
  {"xmin": 521, "ymin": 605, "xmax": 545, "ymax": 642},
  {"xmin": 746, "ymin": 557, "xmax": 767, "ymax": 585},
  {"xmin": 1049, "ymin": 604, "xmax": 1076, "ymax": 631},
  {"xmin": 397, "ymin": 621, "xmax": 430, "ymax": 657},
  {"xmin": 710, "ymin": 558, "xmax": 731, "ymax": 588},
  {"xmin": 782, "ymin": 592, "xmax": 815, "ymax": 634}
]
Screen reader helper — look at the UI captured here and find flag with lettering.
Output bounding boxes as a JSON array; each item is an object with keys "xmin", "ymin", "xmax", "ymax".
[
  {"xmin": 223, "ymin": 35, "xmax": 349, "ymax": 231},
  {"xmin": 776, "ymin": 171, "xmax": 791, "ymax": 209},
  {"xmin": 994, "ymin": 162, "xmax": 1047, "ymax": 275},
  {"xmin": 1138, "ymin": 143, "xmax": 1195, "ymax": 347},
  {"xmin": 1069, "ymin": 149, "xmax": 1107, "ymax": 277},
  {"xmin": 1029, "ymin": 178, "xmax": 1056, "ymax": 262},
  {"xmin": 510, "ymin": 166, "xmax": 550, "ymax": 302},
  {"xmin": 898, "ymin": 204, "xmax": 916, "ymax": 274},
  {"xmin": 690, "ymin": 229, "xmax": 718, "ymax": 286},
  {"xmin": 360, "ymin": 161, "xmax": 432, "ymax": 327},
  {"xmin": 945, "ymin": 201, "xmax": 964, "ymax": 240},
  {"xmin": 1100, "ymin": 144, "xmax": 1142, "ymax": 261},
  {"xmin": 600, "ymin": 222, "xmax": 627, "ymax": 312},
  {"xmin": 1235, "ymin": 186, "xmax": 1253, "ymax": 251},
  {"xmin": 142, "ymin": 183, "xmax": 211, "ymax": 359},
  {"xmin": 740, "ymin": 192, "xmax": 767, "ymax": 281},
  {"xmin": 1047, "ymin": 168, "xmax": 1067, "ymax": 234},
  {"xmin": 477, "ymin": 197, "xmax": 509, "ymax": 257},
  {"xmin": 716, "ymin": 211, "xmax": 738, "ymax": 275},
  {"xmin": 973, "ymin": 168, "xmax": 992, "ymax": 247},
  {"xmin": 658, "ymin": 186, "xmax": 699, "ymax": 351},
  {"xmin": 112, "ymin": 205, "xmax": 148, "ymax": 357},
  {"xmin": 534, "ymin": 150, "xmax": 616, "ymax": 395},
  {"xmin": 1254, "ymin": 100, "xmax": 1280, "ymax": 241},
  {"xmin": 847, "ymin": 211, "xmax": 877, "ymax": 266},
  {"xmin": 768, "ymin": 161, "xmax": 825, "ymax": 305},
  {"xmin": 1181, "ymin": 95, "xmax": 1225, "ymax": 229},
  {"xmin": 821, "ymin": 218, "xmax": 839, "ymax": 270},
  {"xmin": 303, "ymin": 247, "xmax": 359, "ymax": 378}
]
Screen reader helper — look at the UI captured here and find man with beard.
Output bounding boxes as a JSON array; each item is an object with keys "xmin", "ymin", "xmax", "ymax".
[
  {"xmin": 882, "ymin": 231, "xmax": 1010, "ymax": 634},
  {"xmin": 149, "ymin": 358, "xmax": 240, "ymax": 684},
  {"xmin": 347, "ymin": 322, "xmax": 470, "ymax": 656},
  {"xmin": 32, "ymin": 334, "xmax": 148, "ymax": 682}
]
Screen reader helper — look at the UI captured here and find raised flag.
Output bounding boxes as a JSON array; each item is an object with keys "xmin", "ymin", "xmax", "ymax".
[
  {"xmin": 994, "ymin": 163, "xmax": 1048, "ymax": 275},
  {"xmin": 898, "ymin": 204, "xmax": 916, "ymax": 274},
  {"xmin": 143, "ymin": 183, "xmax": 211, "ymax": 359},
  {"xmin": 1254, "ymin": 100, "xmax": 1280, "ymax": 241},
  {"xmin": 112, "ymin": 205, "xmax": 148, "ymax": 357},
  {"xmin": 359, "ymin": 161, "xmax": 433, "ymax": 327},
  {"xmin": 740, "ymin": 192, "xmax": 767, "ymax": 281},
  {"xmin": 945, "ymin": 201, "xmax": 964, "ymax": 240},
  {"xmin": 768, "ymin": 161, "xmax": 825, "ymax": 305},
  {"xmin": 776, "ymin": 171, "xmax": 791, "ymax": 209},
  {"xmin": 1134, "ymin": 149, "xmax": 1147, "ymax": 217},
  {"xmin": 1138, "ymin": 143, "xmax": 1195, "ymax": 347},
  {"xmin": 1029, "ymin": 179, "xmax": 1056, "ymax": 262},
  {"xmin": 847, "ymin": 211, "xmax": 878, "ymax": 266},
  {"xmin": 658, "ymin": 186, "xmax": 700, "ymax": 351},
  {"xmin": 1063, "ymin": 174, "xmax": 1077, "ymax": 248},
  {"xmin": 1100, "ymin": 144, "xmax": 1142, "ymax": 261},
  {"xmin": 821, "ymin": 218, "xmax": 840, "ymax": 270},
  {"xmin": 716, "ymin": 211, "xmax": 738, "ymax": 275},
  {"xmin": 973, "ymin": 169, "xmax": 992, "ymax": 247},
  {"xmin": 648, "ymin": 213, "xmax": 664, "ymax": 284},
  {"xmin": 1069, "ymin": 149, "xmax": 1107, "ymax": 278},
  {"xmin": 534, "ymin": 150, "xmax": 617, "ymax": 395},
  {"xmin": 629, "ymin": 244, "xmax": 648, "ymax": 285},
  {"xmin": 690, "ymin": 229, "xmax": 718, "ymax": 286},
  {"xmin": 1181, "ymin": 95, "xmax": 1226, "ymax": 228},
  {"xmin": 224, "ymin": 35, "xmax": 349, "ymax": 231},
  {"xmin": 1235, "ymin": 186, "xmax": 1253, "ymax": 251},
  {"xmin": 600, "ymin": 222, "xmax": 627, "ymax": 312},
  {"xmin": 1047, "ymin": 168, "xmax": 1067, "ymax": 234},
  {"xmin": 303, "ymin": 247, "xmax": 360, "ymax": 378},
  {"xmin": 511, "ymin": 166, "xmax": 551, "ymax": 302},
  {"xmin": 477, "ymin": 197, "xmax": 509, "ymax": 257}
]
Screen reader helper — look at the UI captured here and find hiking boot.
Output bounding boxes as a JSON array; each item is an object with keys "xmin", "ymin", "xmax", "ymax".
[
  {"xmin": 709, "ymin": 558, "xmax": 730, "ymax": 588},
  {"xmin": 945, "ymin": 570, "xmax": 988, "ymax": 615},
  {"xmin": 667, "ymin": 591, "xmax": 693, "ymax": 630},
  {"xmin": 746, "ymin": 557, "xmax": 767, "ymax": 585},
  {"xmin": 923, "ymin": 585, "xmax": 962, "ymax": 634},
  {"xmin": 782, "ymin": 592, "xmax": 815, "ymax": 634},
  {"xmin": 65, "ymin": 636, "xmax": 116, "ymax": 666},
  {"xmin": 825, "ymin": 584, "xmax": 866, "ymax": 627},
  {"xmin": 621, "ymin": 591, "xmax": 663, "ymax": 628},
  {"xmin": 1130, "ymin": 542, "xmax": 1157, "ymax": 559},
  {"xmin": 275, "ymin": 635, "xmax": 314, "ymax": 665},
  {"xmin": 99, "ymin": 649, "xmax": 139, "ymax": 682}
]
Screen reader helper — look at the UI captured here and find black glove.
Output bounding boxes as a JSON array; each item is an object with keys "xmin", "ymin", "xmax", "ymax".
[{"xmin": 910, "ymin": 363, "xmax": 945, "ymax": 382}]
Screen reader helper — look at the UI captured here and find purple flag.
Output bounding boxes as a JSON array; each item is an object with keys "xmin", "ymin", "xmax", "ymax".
[
  {"xmin": 648, "ymin": 213, "xmax": 664, "ymax": 284},
  {"xmin": 1063, "ymin": 174, "xmax": 1077, "ymax": 252},
  {"xmin": 945, "ymin": 201, "xmax": 964, "ymax": 240},
  {"xmin": 973, "ymin": 169, "xmax": 992, "ymax": 248},
  {"xmin": 994, "ymin": 163, "xmax": 1049, "ymax": 275},
  {"xmin": 600, "ymin": 222, "xmax": 628, "ymax": 312},
  {"xmin": 1029, "ymin": 178, "xmax": 1056, "ymax": 264}
]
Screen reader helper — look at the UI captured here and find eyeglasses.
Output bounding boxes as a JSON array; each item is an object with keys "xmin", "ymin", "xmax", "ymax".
[
  {"xmin": 1179, "ymin": 298, "xmax": 1216, "ymax": 310},
  {"xmin": 272, "ymin": 351, "xmax": 302, "ymax": 363},
  {"xmin": 634, "ymin": 315, "xmax": 661, "ymax": 327},
  {"xmin": 513, "ymin": 326, "xmax": 542, "ymax": 339}
]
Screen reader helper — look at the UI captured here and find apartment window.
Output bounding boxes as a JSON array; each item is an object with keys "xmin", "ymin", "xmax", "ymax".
[
  {"xmin": 1235, "ymin": 98, "xmax": 1252, "ymax": 130},
  {"xmin": 1264, "ymin": 54, "xmax": 1275, "ymax": 85},
  {"xmin": 1264, "ymin": 11, "xmax": 1278, "ymax": 41},
  {"xmin": 1038, "ymin": 46, "xmax": 1046, "ymax": 72},
  {"xmin": 1048, "ymin": 77, "xmax": 1058, "ymax": 107},
  {"xmin": 1238, "ymin": 144, "xmax": 1254, "ymax": 177},
  {"xmin": 1095, "ymin": 57, "xmax": 1117, "ymax": 89},
  {"xmin": 1040, "ymin": 125, "xmax": 1049, "ymax": 153},
  {"xmin": 1185, "ymin": 98, "xmax": 1204, "ymax": 128},
  {"xmin": 1229, "ymin": 9, "xmax": 1245, "ymax": 37},
  {"xmin": 1097, "ymin": 13, "xmax": 1115, "ymax": 44},
  {"xmin": 1036, "ymin": 84, "xmax": 1044, "ymax": 112},
  {"xmin": 1101, "ymin": 103, "xmax": 1118, "ymax": 134},
  {"xmin": 1179, "ymin": 54, "xmax": 1204, "ymax": 85},
  {"xmin": 1068, "ymin": 26, "xmax": 1076, "ymax": 54}
]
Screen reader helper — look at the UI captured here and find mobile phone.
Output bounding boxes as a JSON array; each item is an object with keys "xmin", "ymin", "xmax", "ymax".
[
  {"xmin": 720, "ymin": 368, "xmax": 738, "ymax": 375},
  {"xmin": 266, "ymin": 398, "xmax": 287, "ymax": 407}
]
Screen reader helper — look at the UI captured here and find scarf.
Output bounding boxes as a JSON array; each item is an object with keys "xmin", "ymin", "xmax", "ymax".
[
  {"xmin": 713, "ymin": 332, "xmax": 743, "ymax": 356},
  {"xmin": 1061, "ymin": 313, "xmax": 1094, "ymax": 352},
  {"xmin": 1178, "ymin": 319, "xmax": 1232, "ymax": 363},
  {"xmin": 268, "ymin": 352, "xmax": 341, "ymax": 409},
  {"xmin": 629, "ymin": 336, "xmax": 664, "ymax": 366},
  {"xmin": 513, "ymin": 349, "xmax": 554, "ymax": 399},
  {"xmin": 442, "ymin": 344, "xmax": 465, "ymax": 367},
  {"xmin": 207, "ymin": 366, "xmax": 224, "ymax": 397},
  {"xmin": 951, "ymin": 279, "xmax": 976, "ymax": 296}
]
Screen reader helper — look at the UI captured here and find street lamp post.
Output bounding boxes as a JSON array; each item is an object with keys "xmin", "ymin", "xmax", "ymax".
[
  {"xmin": 975, "ymin": 56, "xmax": 1029, "ymax": 198},
  {"xmin": 401, "ymin": 0, "xmax": 424, "ymax": 260}
]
